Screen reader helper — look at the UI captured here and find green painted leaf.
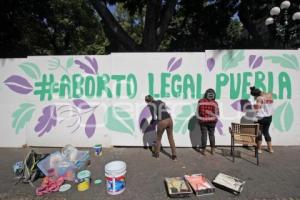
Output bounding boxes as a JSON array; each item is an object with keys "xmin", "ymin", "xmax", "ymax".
[
  {"xmin": 105, "ymin": 106, "xmax": 135, "ymax": 135},
  {"xmin": 273, "ymin": 102, "xmax": 294, "ymax": 132},
  {"xmin": 265, "ymin": 55, "xmax": 299, "ymax": 70},
  {"xmin": 222, "ymin": 50, "xmax": 244, "ymax": 71},
  {"xmin": 66, "ymin": 57, "xmax": 74, "ymax": 68},
  {"xmin": 19, "ymin": 62, "xmax": 41, "ymax": 80},
  {"xmin": 174, "ymin": 104, "xmax": 197, "ymax": 134},
  {"xmin": 283, "ymin": 102, "xmax": 293, "ymax": 131},
  {"xmin": 48, "ymin": 58, "xmax": 60, "ymax": 69},
  {"xmin": 283, "ymin": 54, "xmax": 299, "ymax": 69},
  {"xmin": 12, "ymin": 103, "xmax": 35, "ymax": 134}
]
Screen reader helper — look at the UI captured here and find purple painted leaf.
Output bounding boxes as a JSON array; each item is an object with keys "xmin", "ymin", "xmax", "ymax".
[
  {"xmin": 249, "ymin": 55, "xmax": 256, "ymax": 67},
  {"xmin": 85, "ymin": 114, "xmax": 96, "ymax": 138},
  {"xmin": 138, "ymin": 106, "xmax": 156, "ymax": 133},
  {"xmin": 74, "ymin": 56, "xmax": 98, "ymax": 74},
  {"xmin": 207, "ymin": 58, "xmax": 215, "ymax": 72},
  {"xmin": 138, "ymin": 106, "xmax": 151, "ymax": 126},
  {"xmin": 85, "ymin": 56, "xmax": 98, "ymax": 73},
  {"xmin": 252, "ymin": 56, "xmax": 263, "ymax": 69},
  {"xmin": 73, "ymin": 99, "xmax": 90, "ymax": 109},
  {"xmin": 4, "ymin": 75, "xmax": 33, "ymax": 94},
  {"xmin": 216, "ymin": 120, "xmax": 224, "ymax": 135},
  {"xmin": 249, "ymin": 55, "xmax": 263, "ymax": 69},
  {"xmin": 231, "ymin": 99, "xmax": 252, "ymax": 112},
  {"xmin": 168, "ymin": 58, "xmax": 182, "ymax": 72},
  {"xmin": 35, "ymin": 105, "xmax": 57, "ymax": 137},
  {"xmin": 167, "ymin": 57, "xmax": 176, "ymax": 71}
]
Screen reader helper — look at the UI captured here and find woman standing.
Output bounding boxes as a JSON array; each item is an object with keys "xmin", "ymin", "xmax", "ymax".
[
  {"xmin": 250, "ymin": 86, "xmax": 274, "ymax": 153},
  {"xmin": 145, "ymin": 95, "xmax": 177, "ymax": 161},
  {"xmin": 198, "ymin": 89, "xmax": 219, "ymax": 155}
]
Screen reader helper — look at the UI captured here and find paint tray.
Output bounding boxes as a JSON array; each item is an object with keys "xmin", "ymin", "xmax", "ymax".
[
  {"xmin": 184, "ymin": 174, "xmax": 215, "ymax": 196},
  {"xmin": 212, "ymin": 173, "xmax": 246, "ymax": 195},
  {"xmin": 164, "ymin": 177, "xmax": 192, "ymax": 198}
]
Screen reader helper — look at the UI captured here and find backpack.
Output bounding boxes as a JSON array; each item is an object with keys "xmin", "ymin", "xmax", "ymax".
[{"xmin": 15, "ymin": 150, "xmax": 48, "ymax": 187}]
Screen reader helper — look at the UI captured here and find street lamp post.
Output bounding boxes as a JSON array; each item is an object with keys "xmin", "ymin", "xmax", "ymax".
[{"xmin": 265, "ymin": 1, "xmax": 300, "ymax": 48}]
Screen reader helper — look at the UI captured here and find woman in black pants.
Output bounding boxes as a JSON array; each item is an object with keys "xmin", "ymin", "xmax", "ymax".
[
  {"xmin": 250, "ymin": 86, "xmax": 274, "ymax": 153},
  {"xmin": 198, "ymin": 89, "xmax": 219, "ymax": 155}
]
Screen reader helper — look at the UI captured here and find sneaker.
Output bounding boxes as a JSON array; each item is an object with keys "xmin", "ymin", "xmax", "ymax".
[
  {"xmin": 171, "ymin": 155, "xmax": 177, "ymax": 161},
  {"xmin": 211, "ymin": 148, "xmax": 215, "ymax": 155},
  {"xmin": 152, "ymin": 152, "xmax": 159, "ymax": 159},
  {"xmin": 258, "ymin": 149, "xmax": 262, "ymax": 154},
  {"xmin": 201, "ymin": 149, "xmax": 207, "ymax": 156},
  {"xmin": 268, "ymin": 148, "xmax": 274, "ymax": 153}
]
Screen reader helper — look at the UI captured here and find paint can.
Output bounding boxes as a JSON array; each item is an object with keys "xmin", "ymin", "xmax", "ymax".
[
  {"xmin": 93, "ymin": 144, "xmax": 102, "ymax": 156},
  {"xmin": 105, "ymin": 161, "xmax": 126, "ymax": 195}
]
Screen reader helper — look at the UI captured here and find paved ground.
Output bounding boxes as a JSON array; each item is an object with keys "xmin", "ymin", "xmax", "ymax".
[{"xmin": 0, "ymin": 146, "xmax": 300, "ymax": 200}]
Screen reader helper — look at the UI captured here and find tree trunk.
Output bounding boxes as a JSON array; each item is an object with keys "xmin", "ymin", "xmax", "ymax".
[
  {"xmin": 89, "ymin": 0, "xmax": 140, "ymax": 51},
  {"xmin": 89, "ymin": 0, "xmax": 177, "ymax": 52},
  {"xmin": 238, "ymin": 0, "xmax": 267, "ymax": 48}
]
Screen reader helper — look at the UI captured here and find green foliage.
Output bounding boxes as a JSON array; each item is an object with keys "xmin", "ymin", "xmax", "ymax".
[
  {"xmin": 265, "ymin": 54, "xmax": 300, "ymax": 70},
  {"xmin": 1, "ymin": 0, "xmax": 261, "ymax": 56},
  {"xmin": 222, "ymin": 50, "xmax": 245, "ymax": 71},
  {"xmin": 1, "ymin": 0, "xmax": 108, "ymax": 57},
  {"xmin": 105, "ymin": 106, "xmax": 135, "ymax": 135},
  {"xmin": 19, "ymin": 62, "xmax": 41, "ymax": 80},
  {"xmin": 12, "ymin": 103, "xmax": 35, "ymax": 134},
  {"xmin": 273, "ymin": 102, "xmax": 294, "ymax": 132},
  {"xmin": 166, "ymin": 0, "xmax": 240, "ymax": 51}
]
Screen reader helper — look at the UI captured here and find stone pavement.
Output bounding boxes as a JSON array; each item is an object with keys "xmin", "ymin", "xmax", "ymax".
[{"xmin": 0, "ymin": 146, "xmax": 300, "ymax": 200}]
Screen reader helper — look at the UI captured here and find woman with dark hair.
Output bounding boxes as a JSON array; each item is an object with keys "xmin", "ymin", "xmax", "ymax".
[
  {"xmin": 198, "ymin": 89, "xmax": 219, "ymax": 155},
  {"xmin": 250, "ymin": 86, "xmax": 274, "ymax": 153},
  {"xmin": 145, "ymin": 95, "xmax": 177, "ymax": 161}
]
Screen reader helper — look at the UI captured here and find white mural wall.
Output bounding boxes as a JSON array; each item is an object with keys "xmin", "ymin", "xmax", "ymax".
[{"xmin": 0, "ymin": 50, "xmax": 299, "ymax": 147}]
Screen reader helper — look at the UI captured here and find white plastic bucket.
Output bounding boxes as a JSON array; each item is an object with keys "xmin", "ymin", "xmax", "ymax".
[{"xmin": 105, "ymin": 161, "xmax": 126, "ymax": 195}]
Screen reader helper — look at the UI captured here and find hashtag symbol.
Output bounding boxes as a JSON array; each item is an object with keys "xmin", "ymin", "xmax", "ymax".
[{"xmin": 34, "ymin": 74, "xmax": 55, "ymax": 101}]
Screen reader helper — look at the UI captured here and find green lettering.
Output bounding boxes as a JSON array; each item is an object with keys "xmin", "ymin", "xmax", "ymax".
[
  {"xmin": 267, "ymin": 72, "xmax": 277, "ymax": 99},
  {"xmin": 96, "ymin": 74, "xmax": 112, "ymax": 98},
  {"xmin": 171, "ymin": 74, "xmax": 182, "ymax": 97},
  {"xmin": 148, "ymin": 73, "xmax": 154, "ymax": 96},
  {"xmin": 111, "ymin": 75, "xmax": 126, "ymax": 98},
  {"xmin": 183, "ymin": 74, "xmax": 195, "ymax": 99},
  {"xmin": 241, "ymin": 72, "xmax": 252, "ymax": 99},
  {"xmin": 85, "ymin": 76, "xmax": 95, "ymax": 98},
  {"xmin": 59, "ymin": 75, "xmax": 71, "ymax": 99},
  {"xmin": 161, "ymin": 73, "xmax": 171, "ymax": 98},
  {"xmin": 230, "ymin": 73, "xmax": 241, "ymax": 99},
  {"xmin": 34, "ymin": 74, "xmax": 55, "ymax": 101},
  {"xmin": 278, "ymin": 72, "xmax": 291, "ymax": 99},
  {"xmin": 127, "ymin": 74, "xmax": 137, "ymax": 99},
  {"xmin": 196, "ymin": 74, "xmax": 202, "ymax": 98},
  {"xmin": 148, "ymin": 73, "xmax": 159, "ymax": 97},
  {"xmin": 216, "ymin": 73, "xmax": 229, "ymax": 99},
  {"xmin": 254, "ymin": 71, "xmax": 266, "ymax": 92},
  {"xmin": 72, "ymin": 74, "xmax": 84, "ymax": 98}
]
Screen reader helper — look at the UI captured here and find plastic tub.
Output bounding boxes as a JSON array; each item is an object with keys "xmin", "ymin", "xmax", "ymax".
[{"xmin": 105, "ymin": 161, "xmax": 127, "ymax": 195}]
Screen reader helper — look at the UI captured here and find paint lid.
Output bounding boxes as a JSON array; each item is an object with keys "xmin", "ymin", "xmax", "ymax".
[
  {"xmin": 59, "ymin": 184, "xmax": 71, "ymax": 192},
  {"xmin": 77, "ymin": 181, "xmax": 90, "ymax": 192},
  {"xmin": 77, "ymin": 170, "xmax": 91, "ymax": 180},
  {"xmin": 94, "ymin": 179, "xmax": 102, "ymax": 184},
  {"xmin": 105, "ymin": 161, "xmax": 126, "ymax": 176}
]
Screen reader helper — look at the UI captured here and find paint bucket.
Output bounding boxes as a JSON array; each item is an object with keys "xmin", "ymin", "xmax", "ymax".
[
  {"xmin": 105, "ymin": 161, "xmax": 126, "ymax": 195},
  {"xmin": 93, "ymin": 144, "xmax": 102, "ymax": 156}
]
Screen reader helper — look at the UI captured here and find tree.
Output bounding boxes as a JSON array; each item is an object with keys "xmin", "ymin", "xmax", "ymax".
[
  {"xmin": 89, "ymin": 0, "xmax": 177, "ymax": 51},
  {"xmin": 0, "ymin": 0, "xmax": 108, "ymax": 57},
  {"xmin": 88, "ymin": 0, "xmax": 244, "ymax": 52},
  {"xmin": 238, "ymin": 0, "xmax": 300, "ymax": 49}
]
